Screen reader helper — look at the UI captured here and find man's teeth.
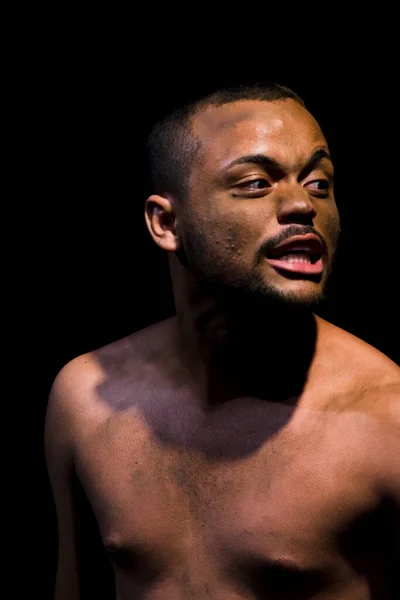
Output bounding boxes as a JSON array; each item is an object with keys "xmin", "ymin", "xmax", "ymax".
[{"xmin": 277, "ymin": 253, "xmax": 312, "ymax": 263}]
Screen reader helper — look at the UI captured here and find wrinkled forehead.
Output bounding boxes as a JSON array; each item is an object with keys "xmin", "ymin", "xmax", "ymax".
[{"xmin": 190, "ymin": 99, "xmax": 328, "ymax": 171}]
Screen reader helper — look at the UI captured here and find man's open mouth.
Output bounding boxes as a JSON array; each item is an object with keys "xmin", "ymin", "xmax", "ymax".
[{"xmin": 265, "ymin": 234, "xmax": 324, "ymax": 276}]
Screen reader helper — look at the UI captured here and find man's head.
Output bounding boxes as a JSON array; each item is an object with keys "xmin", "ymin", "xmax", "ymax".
[
  {"xmin": 147, "ymin": 84, "xmax": 306, "ymax": 205},
  {"xmin": 145, "ymin": 83, "xmax": 340, "ymax": 311}
]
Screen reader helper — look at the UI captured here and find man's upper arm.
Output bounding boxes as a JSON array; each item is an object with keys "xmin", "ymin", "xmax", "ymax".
[
  {"xmin": 379, "ymin": 383, "xmax": 400, "ymax": 499},
  {"xmin": 45, "ymin": 360, "xmax": 84, "ymax": 600},
  {"xmin": 375, "ymin": 383, "xmax": 400, "ymax": 594}
]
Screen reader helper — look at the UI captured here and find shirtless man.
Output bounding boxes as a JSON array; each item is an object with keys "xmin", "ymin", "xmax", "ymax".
[{"xmin": 45, "ymin": 83, "xmax": 400, "ymax": 599}]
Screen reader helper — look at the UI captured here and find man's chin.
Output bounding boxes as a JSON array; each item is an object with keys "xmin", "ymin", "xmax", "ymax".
[
  {"xmin": 247, "ymin": 283, "xmax": 327, "ymax": 312},
  {"xmin": 186, "ymin": 263, "xmax": 328, "ymax": 312}
]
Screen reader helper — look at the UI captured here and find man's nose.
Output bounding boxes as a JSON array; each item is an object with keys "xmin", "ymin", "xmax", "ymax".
[{"xmin": 275, "ymin": 184, "xmax": 317, "ymax": 225}]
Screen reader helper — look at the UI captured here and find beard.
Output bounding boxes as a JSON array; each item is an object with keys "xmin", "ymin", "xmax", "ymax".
[{"xmin": 176, "ymin": 217, "xmax": 339, "ymax": 316}]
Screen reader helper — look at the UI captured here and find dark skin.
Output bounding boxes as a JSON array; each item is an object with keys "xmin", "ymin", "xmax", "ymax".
[
  {"xmin": 150, "ymin": 99, "xmax": 340, "ymax": 405},
  {"xmin": 45, "ymin": 99, "xmax": 400, "ymax": 599}
]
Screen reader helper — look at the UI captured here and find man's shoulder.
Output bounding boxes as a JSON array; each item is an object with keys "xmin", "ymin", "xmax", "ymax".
[
  {"xmin": 312, "ymin": 316, "xmax": 399, "ymax": 423},
  {"xmin": 315, "ymin": 318, "xmax": 399, "ymax": 498},
  {"xmin": 316, "ymin": 315, "xmax": 399, "ymax": 385},
  {"xmin": 47, "ymin": 316, "xmax": 177, "ymax": 419}
]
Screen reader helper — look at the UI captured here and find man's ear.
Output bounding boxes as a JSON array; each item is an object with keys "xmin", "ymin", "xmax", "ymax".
[{"xmin": 144, "ymin": 194, "xmax": 181, "ymax": 252}]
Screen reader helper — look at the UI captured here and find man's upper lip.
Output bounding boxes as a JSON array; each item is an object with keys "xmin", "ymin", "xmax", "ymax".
[{"xmin": 267, "ymin": 233, "xmax": 324, "ymax": 257}]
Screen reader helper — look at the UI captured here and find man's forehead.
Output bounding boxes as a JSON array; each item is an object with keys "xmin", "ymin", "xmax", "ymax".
[
  {"xmin": 192, "ymin": 99, "xmax": 318, "ymax": 134},
  {"xmin": 190, "ymin": 99, "xmax": 327, "ymax": 166}
]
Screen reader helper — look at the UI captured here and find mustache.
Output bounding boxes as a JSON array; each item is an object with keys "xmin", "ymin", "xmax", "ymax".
[{"xmin": 259, "ymin": 225, "xmax": 328, "ymax": 258}]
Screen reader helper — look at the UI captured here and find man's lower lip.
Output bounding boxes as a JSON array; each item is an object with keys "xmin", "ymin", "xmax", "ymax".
[{"xmin": 266, "ymin": 257, "xmax": 323, "ymax": 275}]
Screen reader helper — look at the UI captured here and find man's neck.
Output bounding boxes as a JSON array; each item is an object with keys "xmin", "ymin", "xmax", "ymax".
[{"xmin": 171, "ymin": 278, "xmax": 318, "ymax": 407}]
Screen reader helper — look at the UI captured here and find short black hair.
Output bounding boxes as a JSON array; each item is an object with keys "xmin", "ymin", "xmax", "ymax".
[{"xmin": 147, "ymin": 82, "xmax": 305, "ymax": 204}]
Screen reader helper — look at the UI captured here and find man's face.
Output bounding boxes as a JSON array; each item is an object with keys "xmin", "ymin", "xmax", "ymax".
[{"xmin": 177, "ymin": 99, "xmax": 340, "ymax": 309}]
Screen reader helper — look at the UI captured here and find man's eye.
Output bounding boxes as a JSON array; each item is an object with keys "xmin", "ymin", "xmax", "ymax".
[
  {"xmin": 305, "ymin": 179, "xmax": 330, "ymax": 191},
  {"xmin": 238, "ymin": 179, "xmax": 269, "ymax": 190}
]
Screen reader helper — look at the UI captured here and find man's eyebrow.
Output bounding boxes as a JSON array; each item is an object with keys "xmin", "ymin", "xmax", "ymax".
[
  {"xmin": 223, "ymin": 148, "xmax": 333, "ymax": 174},
  {"xmin": 300, "ymin": 148, "xmax": 333, "ymax": 175}
]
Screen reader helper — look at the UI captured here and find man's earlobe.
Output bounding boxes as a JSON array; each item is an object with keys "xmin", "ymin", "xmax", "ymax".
[{"xmin": 144, "ymin": 194, "xmax": 180, "ymax": 252}]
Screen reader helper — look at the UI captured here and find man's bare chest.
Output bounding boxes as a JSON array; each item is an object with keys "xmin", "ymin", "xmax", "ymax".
[{"xmin": 74, "ymin": 397, "xmax": 382, "ymax": 572}]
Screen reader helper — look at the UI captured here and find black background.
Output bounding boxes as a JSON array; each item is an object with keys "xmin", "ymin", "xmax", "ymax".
[{"xmin": 23, "ymin": 29, "xmax": 399, "ymax": 599}]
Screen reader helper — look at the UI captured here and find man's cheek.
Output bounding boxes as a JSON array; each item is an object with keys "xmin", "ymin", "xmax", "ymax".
[{"xmin": 325, "ymin": 214, "xmax": 341, "ymax": 254}]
